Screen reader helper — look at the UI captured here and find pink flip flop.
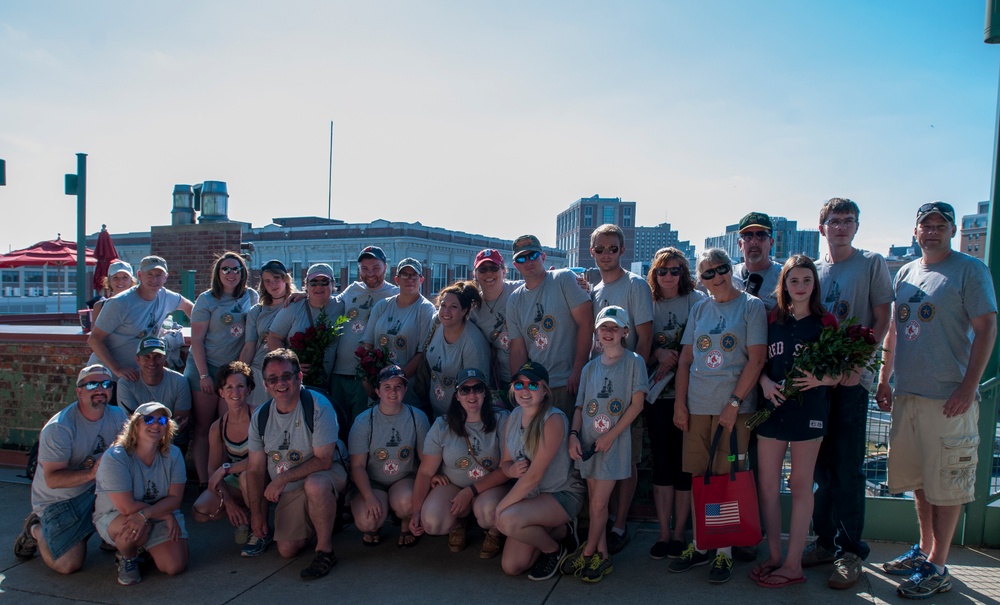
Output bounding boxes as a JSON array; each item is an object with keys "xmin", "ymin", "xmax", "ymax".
[{"xmin": 756, "ymin": 573, "xmax": 806, "ymax": 588}]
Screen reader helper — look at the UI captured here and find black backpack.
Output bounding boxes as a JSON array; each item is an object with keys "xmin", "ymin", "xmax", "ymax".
[{"xmin": 256, "ymin": 387, "xmax": 349, "ymax": 444}]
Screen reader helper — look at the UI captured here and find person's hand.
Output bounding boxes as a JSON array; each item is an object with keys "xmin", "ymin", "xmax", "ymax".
[
  {"xmin": 207, "ymin": 468, "xmax": 225, "ymax": 493},
  {"xmin": 199, "ymin": 376, "xmax": 215, "ymax": 395},
  {"xmin": 409, "ymin": 512, "xmax": 424, "ymax": 536},
  {"xmin": 506, "ymin": 459, "xmax": 529, "ymax": 479},
  {"xmin": 87, "ymin": 455, "xmax": 102, "ymax": 481},
  {"xmin": 117, "ymin": 367, "xmax": 140, "ymax": 382},
  {"xmin": 568, "ymin": 434, "xmax": 583, "ymax": 460},
  {"xmin": 164, "ymin": 514, "xmax": 181, "ymax": 542},
  {"xmin": 760, "ymin": 377, "xmax": 785, "ymax": 406},
  {"xmin": 719, "ymin": 403, "xmax": 738, "ymax": 431},
  {"xmin": 250, "ymin": 512, "xmax": 269, "ymax": 540},
  {"xmin": 449, "ymin": 487, "xmax": 474, "ymax": 516},
  {"xmin": 594, "ymin": 433, "xmax": 614, "ymax": 453},
  {"xmin": 792, "ymin": 369, "xmax": 838, "ymax": 392},
  {"xmin": 364, "ymin": 495, "xmax": 382, "ymax": 521},
  {"xmin": 299, "ymin": 362, "xmax": 312, "ymax": 377},
  {"xmin": 430, "ymin": 474, "xmax": 450, "ymax": 488},
  {"xmin": 575, "ymin": 274, "xmax": 591, "ymax": 293},
  {"xmin": 264, "ymin": 476, "xmax": 286, "ymax": 503},
  {"xmin": 875, "ymin": 381, "xmax": 893, "ymax": 412},
  {"xmin": 567, "ymin": 367, "xmax": 582, "ymax": 397},
  {"xmin": 673, "ymin": 402, "xmax": 689, "ymax": 432},
  {"xmin": 224, "ymin": 496, "xmax": 249, "ymax": 528},
  {"xmin": 123, "ymin": 511, "xmax": 146, "ymax": 543},
  {"xmin": 943, "ymin": 385, "xmax": 976, "ymax": 418},
  {"xmin": 653, "ymin": 349, "xmax": 679, "ymax": 381},
  {"xmin": 286, "ymin": 292, "xmax": 306, "ymax": 306}
]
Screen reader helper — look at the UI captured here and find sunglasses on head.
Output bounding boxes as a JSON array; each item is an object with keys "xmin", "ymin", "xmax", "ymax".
[
  {"xmin": 655, "ymin": 266, "xmax": 683, "ymax": 277},
  {"xmin": 308, "ymin": 279, "xmax": 331, "ymax": 287},
  {"xmin": 592, "ymin": 245, "xmax": 620, "ymax": 255},
  {"xmin": 513, "ymin": 380, "xmax": 540, "ymax": 391},
  {"xmin": 458, "ymin": 383, "xmax": 486, "ymax": 396},
  {"xmin": 476, "ymin": 264, "xmax": 500, "ymax": 273},
  {"xmin": 82, "ymin": 379, "xmax": 113, "ymax": 391},
  {"xmin": 700, "ymin": 264, "xmax": 731, "ymax": 281},
  {"xmin": 143, "ymin": 415, "xmax": 169, "ymax": 426},
  {"xmin": 739, "ymin": 231, "xmax": 771, "ymax": 242},
  {"xmin": 220, "ymin": 266, "xmax": 243, "ymax": 275},
  {"xmin": 514, "ymin": 251, "xmax": 541, "ymax": 264}
]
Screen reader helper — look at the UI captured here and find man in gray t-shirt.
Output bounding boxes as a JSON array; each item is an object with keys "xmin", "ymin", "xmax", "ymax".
[
  {"xmin": 731, "ymin": 212, "xmax": 782, "ymax": 312},
  {"xmin": 116, "ymin": 337, "xmax": 191, "ymax": 442},
  {"xmin": 246, "ymin": 349, "xmax": 344, "ymax": 579},
  {"xmin": 14, "ymin": 364, "xmax": 128, "ymax": 574}
]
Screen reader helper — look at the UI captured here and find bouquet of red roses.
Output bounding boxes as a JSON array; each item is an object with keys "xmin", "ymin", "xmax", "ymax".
[
  {"xmin": 355, "ymin": 343, "xmax": 392, "ymax": 386},
  {"xmin": 288, "ymin": 311, "xmax": 347, "ymax": 387},
  {"xmin": 746, "ymin": 318, "xmax": 885, "ymax": 430}
]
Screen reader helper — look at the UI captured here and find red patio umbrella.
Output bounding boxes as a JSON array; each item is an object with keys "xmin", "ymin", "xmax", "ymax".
[
  {"xmin": 0, "ymin": 236, "xmax": 97, "ymax": 310},
  {"xmin": 91, "ymin": 225, "xmax": 119, "ymax": 292}
]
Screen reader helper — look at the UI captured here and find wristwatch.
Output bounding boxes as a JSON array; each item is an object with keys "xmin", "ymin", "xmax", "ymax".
[
  {"xmin": 728, "ymin": 394, "xmax": 743, "ymax": 409},
  {"xmin": 223, "ymin": 462, "xmax": 232, "ymax": 476}
]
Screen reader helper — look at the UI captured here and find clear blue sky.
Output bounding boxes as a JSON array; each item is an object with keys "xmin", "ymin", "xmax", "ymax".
[{"xmin": 2, "ymin": 1, "xmax": 998, "ymax": 257}]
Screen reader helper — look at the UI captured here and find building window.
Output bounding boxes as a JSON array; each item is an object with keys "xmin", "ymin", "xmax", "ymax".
[
  {"xmin": 454, "ymin": 264, "xmax": 469, "ymax": 280},
  {"xmin": 623, "ymin": 206, "xmax": 632, "ymax": 227},
  {"xmin": 603, "ymin": 206, "xmax": 614, "ymax": 226},
  {"xmin": 432, "ymin": 263, "xmax": 448, "ymax": 294}
]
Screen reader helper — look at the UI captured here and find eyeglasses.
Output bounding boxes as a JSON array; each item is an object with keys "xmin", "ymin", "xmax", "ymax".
[
  {"xmin": 219, "ymin": 266, "xmax": 243, "ymax": 275},
  {"xmin": 308, "ymin": 279, "xmax": 331, "ymax": 287},
  {"xmin": 739, "ymin": 231, "xmax": 771, "ymax": 242},
  {"xmin": 396, "ymin": 272, "xmax": 420, "ymax": 281},
  {"xmin": 143, "ymin": 415, "xmax": 169, "ymax": 426},
  {"xmin": 82, "ymin": 379, "xmax": 113, "ymax": 391},
  {"xmin": 264, "ymin": 372, "xmax": 297, "ymax": 386},
  {"xmin": 513, "ymin": 380, "xmax": 540, "ymax": 391},
  {"xmin": 592, "ymin": 245, "xmax": 620, "ymax": 255},
  {"xmin": 655, "ymin": 267, "xmax": 683, "ymax": 277},
  {"xmin": 476, "ymin": 264, "xmax": 500, "ymax": 273},
  {"xmin": 514, "ymin": 251, "xmax": 541, "ymax": 264},
  {"xmin": 699, "ymin": 264, "xmax": 731, "ymax": 281},
  {"xmin": 458, "ymin": 383, "xmax": 486, "ymax": 396},
  {"xmin": 824, "ymin": 218, "xmax": 857, "ymax": 229}
]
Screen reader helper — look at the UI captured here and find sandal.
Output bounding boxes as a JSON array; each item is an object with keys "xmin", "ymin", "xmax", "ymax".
[
  {"xmin": 300, "ymin": 550, "xmax": 337, "ymax": 580},
  {"xmin": 398, "ymin": 530, "xmax": 420, "ymax": 549},
  {"xmin": 448, "ymin": 519, "xmax": 467, "ymax": 553},
  {"xmin": 749, "ymin": 563, "xmax": 780, "ymax": 582},
  {"xmin": 362, "ymin": 530, "xmax": 381, "ymax": 547}
]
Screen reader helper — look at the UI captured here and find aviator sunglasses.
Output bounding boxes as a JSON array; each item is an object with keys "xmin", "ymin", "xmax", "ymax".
[
  {"xmin": 514, "ymin": 251, "xmax": 541, "ymax": 264},
  {"xmin": 143, "ymin": 415, "xmax": 170, "ymax": 426},
  {"xmin": 82, "ymin": 380, "xmax": 114, "ymax": 391},
  {"xmin": 592, "ymin": 245, "xmax": 620, "ymax": 255}
]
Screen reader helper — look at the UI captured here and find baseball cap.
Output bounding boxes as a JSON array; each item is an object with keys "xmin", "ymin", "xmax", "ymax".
[
  {"xmin": 738, "ymin": 212, "xmax": 773, "ymax": 234},
  {"xmin": 108, "ymin": 260, "xmax": 132, "ymax": 278},
  {"xmin": 377, "ymin": 365, "xmax": 408, "ymax": 387},
  {"xmin": 358, "ymin": 246, "xmax": 387, "ymax": 263},
  {"xmin": 306, "ymin": 263, "xmax": 335, "ymax": 282},
  {"xmin": 456, "ymin": 367, "xmax": 487, "ymax": 388},
  {"xmin": 513, "ymin": 361, "xmax": 549, "ymax": 384},
  {"xmin": 260, "ymin": 259, "xmax": 287, "ymax": 274},
  {"xmin": 77, "ymin": 364, "xmax": 111, "ymax": 386},
  {"xmin": 139, "ymin": 255, "xmax": 168, "ymax": 273},
  {"xmin": 915, "ymin": 201, "xmax": 956, "ymax": 225},
  {"xmin": 133, "ymin": 401, "xmax": 172, "ymax": 418},
  {"xmin": 474, "ymin": 248, "xmax": 505, "ymax": 269},
  {"xmin": 397, "ymin": 258, "xmax": 422, "ymax": 274},
  {"xmin": 595, "ymin": 305, "xmax": 630, "ymax": 329},
  {"xmin": 136, "ymin": 337, "xmax": 166, "ymax": 356},
  {"xmin": 512, "ymin": 235, "xmax": 543, "ymax": 260}
]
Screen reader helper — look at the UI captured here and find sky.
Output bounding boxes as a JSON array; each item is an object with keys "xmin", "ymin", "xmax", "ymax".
[{"xmin": 2, "ymin": 1, "xmax": 999, "ymax": 257}]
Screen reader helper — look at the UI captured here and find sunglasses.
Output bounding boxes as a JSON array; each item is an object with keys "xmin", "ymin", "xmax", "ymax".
[
  {"xmin": 592, "ymin": 245, "xmax": 620, "ymax": 254},
  {"xmin": 513, "ymin": 380, "xmax": 540, "ymax": 391},
  {"xmin": 219, "ymin": 266, "xmax": 243, "ymax": 275},
  {"xmin": 458, "ymin": 383, "xmax": 486, "ymax": 396},
  {"xmin": 264, "ymin": 372, "xmax": 297, "ymax": 386},
  {"xmin": 514, "ymin": 251, "xmax": 541, "ymax": 264},
  {"xmin": 476, "ymin": 264, "xmax": 500, "ymax": 273},
  {"xmin": 699, "ymin": 264, "xmax": 731, "ymax": 281},
  {"xmin": 739, "ymin": 231, "xmax": 771, "ymax": 242},
  {"xmin": 308, "ymin": 279, "xmax": 331, "ymax": 287},
  {"xmin": 143, "ymin": 415, "xmax": 169, "ymax": 426},
  {"xmin": 655, "ymin": 266, "xmax": 683, "ymax": 277},
  {"xmin": 82, "ymin": 379, "xmax": 113, "ymax": 391}
]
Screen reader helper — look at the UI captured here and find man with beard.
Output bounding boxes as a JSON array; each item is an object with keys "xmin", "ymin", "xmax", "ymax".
[
  {"xmin": 116, "ymin": 337, "xmax": 192, "ymax": 449},
  {"xmin": 732, "ymin": 212, "xmax": 782, "ymax": 312},
  {"xmin": 13, "ymin": 365, "xmax": 129, "ymax": 573}
]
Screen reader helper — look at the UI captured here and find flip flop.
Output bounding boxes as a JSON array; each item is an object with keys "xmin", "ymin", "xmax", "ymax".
[
  {"xmin": 362, "ymin": 530, "xmax": 381, "ymax": 547},
  {"xmin": 749, "ymin": 564, "xmax": 779, "ymax": 582},
  {"xmin": 398, "ymin": 530, "xmax": 420, "ymax": 549},
  {"xmin": 756, "ymin": 573, "xmax": 806, "ymax": 588}
]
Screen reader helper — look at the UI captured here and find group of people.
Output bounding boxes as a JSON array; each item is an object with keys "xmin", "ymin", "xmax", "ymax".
[{"xmin": 12, "ymin": 199, "xmax": 995, "ymax": 599}]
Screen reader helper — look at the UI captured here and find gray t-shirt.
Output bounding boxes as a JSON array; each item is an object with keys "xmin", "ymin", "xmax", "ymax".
[
  {"xmin": 31, "ymin": 403, "xmax": 128, "ymax": 515},
  {"xmin": 94, "ymin": 444, "xmax": 187, "ymax": 520},
  {"xmin": 733, "ymin": 261, "xmax": 782, "ymax": 312},
  {"xmin": 348, "ymin": 405, "xmax": 430, "ymax": 487},
  {"xmin": 248, "ymin": 391, "xmax": 341, "ymax": 493},
  {"xmin": 191, "ymin": 289, "xmax": 259, "ymax": 368},
  {"xmin": 362, "ymin": 294, "xmax": 436, "ymax": 368},
  {"xmin": 269, "ymin": 298, "xmax": 345, "ymax": 378},
  {"xmin": 423, "ymin": 324, "xmax": 492, "ymax": 417},
  {"xmin": 423, "ymin": 409, "xmax": 509, "ymax": 487},
  {"xmin": 653, "ymin": 290, "xmax": 708, "ymax": 397},
  {"xmin": 469, "ymin": 280, "xmax": 523, "ymax": 384},
  {"xmin": 503, "ymin": 406, "xmax": 583, "ymax": 495},
  {"xmin": 591, "ymin": 270, "xmax": 654, "ymax": 355},
  {"xmin": 681, "ymin": 292, "xmax": 767, "ymax": 415},
  {"xmin": 507, "ymin": 269, "xmax": 592, "ymax": 387},
  {"xmin": 574, "ymin": 351, "xmax": 649, "ymax": 480},
  {"xmin": 816, "ymin": 248, "xmax": 894, "ymax": 390},
  {"xmin": 333, "ymin": 281, "xmax": 399, "ymax": 375},
  {"xmin": 892, "ymin": 252, "xmax": 998, "ymax": 399},
  {"xmin": 116, "ymin": 368, "xmax": 192, "ymax": 415},
  {"xmin": 245, "ymin": 303, "xmax": 284, "ymax": 371},
  {"xmin": 91, "ymin": 287, "xmax": 183, "ymax": 377}
]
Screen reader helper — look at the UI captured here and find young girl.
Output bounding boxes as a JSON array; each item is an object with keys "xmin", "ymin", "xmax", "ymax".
[
  {"xmin": 753, "ymin": 255, "xmax": 839, "ymax": 588},
  {"xmin": 564, "ymin": 305, "xmax": 648, "ymax": 583}
]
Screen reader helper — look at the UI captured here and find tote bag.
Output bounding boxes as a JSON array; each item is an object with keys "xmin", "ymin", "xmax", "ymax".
[{"xmin": 692, "ymin": 424, "xmax": 762, "ymax": 549}]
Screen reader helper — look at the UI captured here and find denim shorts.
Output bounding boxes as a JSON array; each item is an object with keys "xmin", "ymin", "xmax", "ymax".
[
  {"xmin": 94, "ymin": 510, "xmax": 189, "ymax": 550},
  {"xmin": 549, "ymin": 490, "xmax": 584, "ymax": 520},
  {"xmin": 40, "ymin": 489, "xmax": 96, "ymax": 560}
]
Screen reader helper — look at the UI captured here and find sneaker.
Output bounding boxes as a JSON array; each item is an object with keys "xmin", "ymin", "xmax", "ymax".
[
  {"xmin": 240, "ymin": 531, "xmax": 272, "ymax": 557},
  {"xmin": 117, "ymin": 554, "xmax": 142, "ymax": 586},
  {"xmin": 666, "ymin": 539, "xmax": 686, "ymax": 558},
  {"xmin": 607, "ymin": 528, "xmax": 630, "ymax": 555},
  {"xmin": 829, "ymin": 552, "xmax": 863, "ymax": 589},
  {"xmin": 13, "ymin": 512, "xmax": 39, "ymax": 560},
  {"xmin": 527, "ymin": 545, "xmax": 565, "ymax": 581},
  {"xmin": 581, "ymin": 553, "xmax": 614, "ymax": 583},
  {"xmin": 560, "ymin": 541, "xmax": 588, "ymax": 576},
  {"xmin": 708, "ymin": 552, "xmax": 734, "ymax": 584},
  {"xmin": 801, "ymin": 542, "xmax": 837, "ymax": 568},
  {"xmin": 300, "ymin": 550, "xmax": 337, "ymax": 580},
  {"xmin": 649, "ymin": 541, "xmax": 671, "ymax": 560},
  {"xmin": 479, "ymin": 531, "xmax": 502, "ymax": 559},
  {"xmin": 668, "ymin": 543, "xmax": 712, "ymax": 573},
  {"xmin": 897, "ymin": 562, "xmax": 951, "ymax": 599},
  {"xmin": 883, "ymin": 544, "xmax": 926, "ymax": 576}
]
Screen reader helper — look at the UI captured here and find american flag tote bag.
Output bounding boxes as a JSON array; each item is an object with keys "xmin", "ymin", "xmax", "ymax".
[{"xmin": 692, "ymin": 425, "xmax": 762, "ymax": 549}]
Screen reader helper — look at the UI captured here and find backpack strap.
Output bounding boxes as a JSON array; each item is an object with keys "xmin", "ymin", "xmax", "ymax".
[{"xmin": 256, "ymin": 388, "xmax": 316, "ymax": 437}]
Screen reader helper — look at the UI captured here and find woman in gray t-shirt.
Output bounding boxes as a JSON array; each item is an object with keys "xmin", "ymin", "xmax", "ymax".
[
  {"xmin": 240, "ymin": 260, "xmax": 297, "ymax": 407},
  {"xmin": 409, "ymin": 368, "xmax": 510, "ymax": 558}
]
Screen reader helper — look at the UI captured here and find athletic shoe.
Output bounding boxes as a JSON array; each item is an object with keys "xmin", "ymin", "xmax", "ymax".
[
  {"xmin": 801, "ymin": 542, "xmax": 836, "ymax": 568},
  {"xmin": 117, "ymin": 554, "xmax": 142, "ymax": 586},
  {"xmin": 13, "ymin": 512, "xmax": 39, "ymax": 560},
  {"xmin": 300, "ymin": 550, "xmax": 337, "ymax": 580},
  {"xmin": 897, "ymin": 562, "xmax": 951, "ymax": 599},
  {"xmin": 666, "ymin": 539, "xmax": 686, "ymax": 558},
  {"xmin": 883, "ymin": 544, "xmax": 926, "ymax": 576},
  {"xmin": 527, "ymin": 545, "xmax": 565, "ymax": 581},
  {"xmin": 649, "ymin": 541, "xmax": 670, "ymax": 560},
  {"xmin": 607, "ymin": 528, "xmax": 630, "ymax": 554},
  {"xmin": 708, "ymin": 552, "xmax": 734, "ymax": 584},
  {"xmin": 559, "ymin": 541, "xmax": 588, "ymax": 576},
  {"xmin": 241, "ymin": 531, "xmax": 272, "ymax": 557},
  {"xmin": 828, "ymin": 552, "xmax": 863, "ymax": 589},
  {"xmin": 581, "ymin": 553, "xmax": 614, "ymax": 583},
  {"xmin": 668, "ymin": 543, "xmax": 712, "ymax": 573}
]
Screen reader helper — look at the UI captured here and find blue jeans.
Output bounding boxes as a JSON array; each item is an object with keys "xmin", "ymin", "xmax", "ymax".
[
  {"xmin": 812, "ymin": 384, "xmax": 871, "ymax": 560},
  {"xmin": 40, "ymin": 488, "xmax": 96, "ymax": 560}
]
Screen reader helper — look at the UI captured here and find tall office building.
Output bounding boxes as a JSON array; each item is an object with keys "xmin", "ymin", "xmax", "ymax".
[
  {"xmin": 555, "ymin": 195, "xmax": 637, "ymax": 268},
  {"xmin": 961, "ymin": 201, "xmax": 989, "ymax": 260},
  {"xmin": 633, "ymin": 222, "xmax": 697, "ymax": 268}
]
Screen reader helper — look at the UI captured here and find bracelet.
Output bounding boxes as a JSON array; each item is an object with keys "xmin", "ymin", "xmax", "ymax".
[
  {"xmin": 469, "ymin": 484, "xmax": 480, "ymax": 497},
  {"xmin": 200, "ymin": 374, "xmax": 210, "ymax": 380},
  {"xmin": 137, "ymin": 510, "xmax": 148, "ymax": 523},
  {"xmin": 569, "ymin": 429, "xmax": 580, "ymax": 438}
]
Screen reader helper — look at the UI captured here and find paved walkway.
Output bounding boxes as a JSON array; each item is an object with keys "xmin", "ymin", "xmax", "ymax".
[{"xmin": 1, "ymin": 470, "xmax": 997, "ymax": 605}]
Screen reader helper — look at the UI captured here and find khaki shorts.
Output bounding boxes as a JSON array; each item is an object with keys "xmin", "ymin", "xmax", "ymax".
[
  {"xmin": 274, "ymin": 468, "xmax": 348, "ymax": 542},
  {"xmin": 630, "ymin": 415, "xmax": 645, "ymax": 465},
  {"xmin": 682, "ymin": 414, "xmax": 752, "ymax": 476},
  {"xmin": 887, "ymin": 394, "xmax": 980, "ymax": 506}
]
